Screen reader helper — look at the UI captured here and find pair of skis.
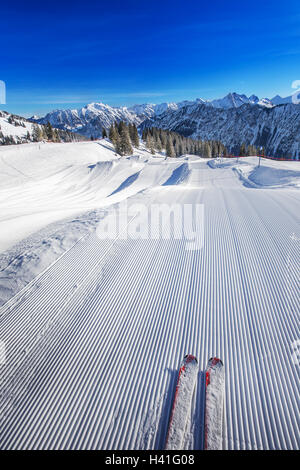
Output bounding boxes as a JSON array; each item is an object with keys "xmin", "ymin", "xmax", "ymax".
[{"xmin": 165, "ymin": 355, "xmax": 224, "ymax": 450}]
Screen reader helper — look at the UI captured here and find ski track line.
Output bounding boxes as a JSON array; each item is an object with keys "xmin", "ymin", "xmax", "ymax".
[
  {"xmin": 222, "ymin": 187, "xmax": 299, "ymax": 449},
  {"xmin": 0, "ymin": 235, "xmax": 114, "ymax": 384},
  {"xmin": 0, "ymin": 212, "xmax": 140, "ymax": 423},
  {"xmin": 0, "ymin": 161, "xmax": 299, "ymax": 449}
]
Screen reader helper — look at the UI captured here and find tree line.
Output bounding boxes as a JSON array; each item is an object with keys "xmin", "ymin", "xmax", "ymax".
[
  {"xmin": 144, "ymin": 128, "xmax": 266, "ymax": 157},
  {"xmin": 142, "ymin": 127, "xmax": 228, "ymax": 158},
  {"xmin": 31, "ymin": 122, "xmax": 87, "ymax": 143},
  {"xmin": 107, "ymin": 121, "xmax": 230, "ymax": 158}
]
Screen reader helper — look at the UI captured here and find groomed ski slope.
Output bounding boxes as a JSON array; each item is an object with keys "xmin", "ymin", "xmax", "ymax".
[{"xmin": 0, "ymin": 141, "xmax": 299, "ymax": 450}]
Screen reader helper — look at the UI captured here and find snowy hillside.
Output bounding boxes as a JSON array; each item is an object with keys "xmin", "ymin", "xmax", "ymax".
[
  {"xmin": 0, "ymin": 111, "xmax": 40, "ymax": 144},
  {"xmin": 0, "ymin": 140, "xmax": 299, "ymax": 450},
  {"xmin": 0, "ymin": 110, "xmax": 87, "ymax": 145},
  {"xmin": 141, "ymin": 102, "xmax": 300, "ymax": 158}
]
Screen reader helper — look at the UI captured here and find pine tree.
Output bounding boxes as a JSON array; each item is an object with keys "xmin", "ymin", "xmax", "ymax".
[
  {"xmin": 129, "ymin": 123, "xmax": 139, "ymax": 147},
  {"xmin": 166, "ymin": 136, "xmax": 176, "ymax": 158},
  {"xmin": 178, "ymin": 141, "xmax": 184, "ymax": 156},
  {"xmin": 203, "ymin": 141, "xmax": 212, "ymax": 158},
  {"xmin": 102, "ymin": 127, "xmax": 107, "ymax": 139},
  {"xmin": 240, "ymin": 143, "xmax": 246, "ymax": 156},
  {"xmin": 53, "ymin": 129, "xmax": 60, "ymax": 142},
  {"xmin": 161, "ymin": 134, "xmax": 167, "ymax": 149},
  {"xmin": 41, "ymin": 126, "xmax": 47, "ymax": 140},
  {"xmin": 117, "ymin": 120, "xmax": 124, "ymax": 135},
  {"xmin": 146, "ymin": 134, "xmax": 155, "ymax": 154},
  {"xmin": 146, "ymin": 134, "xmax": 153, "ymax": 151},
  {"xmin": 247, "ymin": 144, "xmax": 256, "ymax": 156},
  {"xmin": 155, "ymin": 137, "xmax": 162, "ymax": 152},
  {"xmin": 109, "ymin": 124, "xmax": 118, "ymax": 145},
  {"xmin": 32, "ymin": 124, "xmax": 43, "ymax": 142},
  {"xmin": 115, "ymin": 124, "xmax": 133, "ymax": 156},
  {"xmin": 45, "ymin": 122, "xmax": 54, "ymax": 141},
  {"xmin": 142, "ymin": 128, "xmax": 148, "ymax": 142}
]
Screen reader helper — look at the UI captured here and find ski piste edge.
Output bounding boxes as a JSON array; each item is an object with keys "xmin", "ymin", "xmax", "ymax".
[
  {"xmin": 165, "ymin": 354, "xmax": 198, "ymax": 450},
  {"xmin": 204, "ymin": 357, "xmax": 225, "ymax": 450}
]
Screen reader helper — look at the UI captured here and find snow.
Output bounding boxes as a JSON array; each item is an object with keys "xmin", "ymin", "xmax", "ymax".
[
  {"xmin": 0, "ymin": 142, "xmax": 299, "ymax": 450},
  {"xmin": 0, "ymin": 114, "xmax": 36, "ymax": 138},
  {"xmin": 0, "ymin": 141, "xmax": 180, "ymax": 303},
  {"xmin": 209, "ymin": 157, "xmax": 300, "ymax": 188}
]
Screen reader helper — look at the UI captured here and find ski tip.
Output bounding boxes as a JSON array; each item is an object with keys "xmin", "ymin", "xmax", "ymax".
[
  {"xmin": 208, "ymin": 357, "xmax": 223, "ymax": 367},
  {"xmin": 184, "ymin": 354, "xmax": 198, "ymax": 364}
]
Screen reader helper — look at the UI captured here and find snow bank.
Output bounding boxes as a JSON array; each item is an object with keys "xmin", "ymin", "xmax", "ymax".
[
  {"xmin": 209, "ymin": 157, "xmax": 300, "ymax": 188},
  {"xmin": 163, "ymin": 163, "xmax": 190, "ymax": 186},
  {"xmin": 0, "ymin": 211, "xmax": 103, "ymax": 306},
  {"xmin": 235, "ymin": 164, "xmax": 300, "ymax": 188}
]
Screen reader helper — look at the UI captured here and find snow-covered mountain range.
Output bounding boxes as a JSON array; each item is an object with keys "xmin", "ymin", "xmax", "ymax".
[
  {"xmin": 31, "ymin": 100, "xmax": 209, "ymax": 138},
  {"xmin": 207, "ymin": 92, "xmax": 273, "ymax": 108},
  {"xmin": 31, "ymin": 92, "xmax": 292, "ymax": 139},
  {"xmin": 5, "ymin": 91, "xmax": 296, "ymax": 157},
  {"xmin": 141, "ymin": 101, "xmax": 300, "ymax": 158},
  {"xmin": 32, "ymin": 103, "xmax": 142, "ymax": 139}
]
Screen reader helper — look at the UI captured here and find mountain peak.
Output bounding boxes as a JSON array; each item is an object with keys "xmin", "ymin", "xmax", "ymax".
[{"xmin": 271, "ymin": 95, "xmax": 292, "ymax": 105}]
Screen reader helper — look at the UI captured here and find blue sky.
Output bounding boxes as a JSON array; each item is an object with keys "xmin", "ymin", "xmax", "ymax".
[{"xmin": 1, "ymin": 0, "xmax": 300, "ymax": 116}]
